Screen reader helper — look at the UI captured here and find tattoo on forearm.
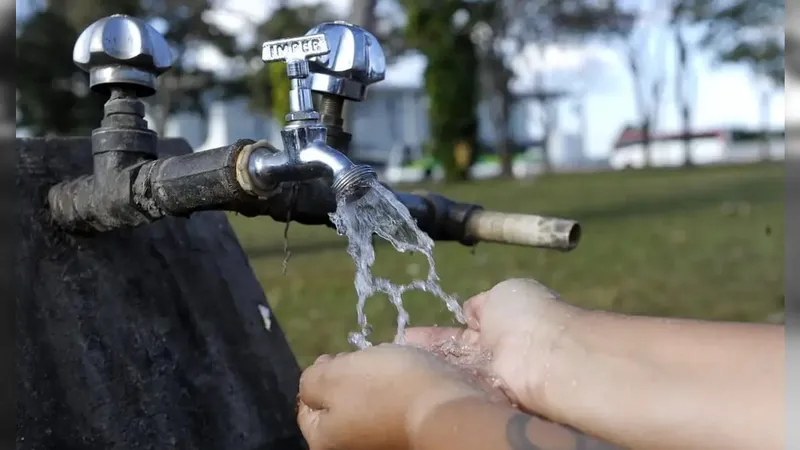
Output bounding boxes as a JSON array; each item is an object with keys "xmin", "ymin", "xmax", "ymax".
[
  {"xmin": 506, "ymin": 413, "xmax": 542, "ymax": 450},
  {"xmin": 505, "ymin": 413, "xmax": 621, "ymax": 450},
  {"xmin": 566, "ymin": 425, "xmax": 622, "ymax": 450}
]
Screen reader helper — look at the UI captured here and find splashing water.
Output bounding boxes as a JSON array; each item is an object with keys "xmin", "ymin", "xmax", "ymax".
[{"xmin": 330, "ymin": 179, "xmax": 466, "ymax": 349}]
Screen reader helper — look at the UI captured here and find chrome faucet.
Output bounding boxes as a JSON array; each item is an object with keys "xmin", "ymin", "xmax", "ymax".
[{"xmin": 246, "ymin": 33, "xmax": 377, "ymax": 201}]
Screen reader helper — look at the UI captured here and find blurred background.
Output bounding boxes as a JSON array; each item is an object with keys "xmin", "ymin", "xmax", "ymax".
[{"xmin": 15, "ymin": 0, "xmax": 786, "ymax": 365}]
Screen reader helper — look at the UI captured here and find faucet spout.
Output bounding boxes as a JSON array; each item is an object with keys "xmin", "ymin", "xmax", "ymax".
[
  {"xmin": 299, "ymin": 141, "xmax": 377, "ymax": 201},
  {"xmin": 297, "ymin": 140, "xmax": 355, "ymax": 179},
  {"xmin": 246, "ymin": 140, "xmax": 376, "ymax": 201}
]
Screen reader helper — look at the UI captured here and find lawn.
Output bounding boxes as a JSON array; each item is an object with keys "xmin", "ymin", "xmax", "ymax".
[{"xmin": 229, "ymin": 163, "xmax": 786, "ymax": 367}]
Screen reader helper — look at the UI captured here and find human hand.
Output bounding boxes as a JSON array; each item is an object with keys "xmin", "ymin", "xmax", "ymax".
[
  {"xmin": 296, "ymin": 344, "xmax": 499, "ymax": 450},
  {"xmin": 405, "ymin": 278, "xmax": 583, "ymax": 415}
]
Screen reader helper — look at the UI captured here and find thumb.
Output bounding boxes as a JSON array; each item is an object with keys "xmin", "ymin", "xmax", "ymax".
[
  {"xmin": 298, "ymin": 357, "xmax": 337, "ymax": 411},
  {"xmin": 297, "ymin": 401, "xmax": 325, "ymax": 449},
  {"xmin": 404, "ymin": 327, "xmax": 465, "ymax": 348},
  {"xmin": 298, "ymin": 400, "xmax": 352, "ymax": 450},
  {"xmin": 463, "ymin": 290, "xmax": 489, "ymax": 330}
]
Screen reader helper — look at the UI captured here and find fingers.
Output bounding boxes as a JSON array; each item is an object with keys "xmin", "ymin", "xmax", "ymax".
[
  {"xmin": 299, "ymin": 354, "xmax": 344, "ymax": 411},
  {"xmin": 297, "ymin": 353, "xmax": 368, "ymax": 450},
  {"xmin": 404, "ymin": 327, "xmax": 482, "ymax": 355},
  {"xmin": 297, "ymin": 400, "xmax": 343, "ymax": 450},
  {"xmin": 463, "ymin": 290, "xmax": 489, "ymax": 330},
  {"xmin": 297, "ymin": 401, "xmax": 322, "ymax": 443},
  {"xmin": 314, "ymin": 354, "xmax": 332, "ymax": 364},
  {"xmin": 404, "ymin": 327, "xmax": 465, "ymax": 347},
  {"xmin": 464, "ymin": 279, "xmax": 558, "ymax": 328}
]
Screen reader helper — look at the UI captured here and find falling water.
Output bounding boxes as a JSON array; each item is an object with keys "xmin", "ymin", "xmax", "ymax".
[{"xmin": 330, "ymin": 178, "xmax": 466, "ymax": 349}]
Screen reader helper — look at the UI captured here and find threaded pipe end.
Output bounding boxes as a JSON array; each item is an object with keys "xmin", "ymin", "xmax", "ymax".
[
  {"xmin": 318, "ymin": 94, "xmax": 344, "ymax": 118},
  {"xmin": 331, "ymin": 164, "xmax": 377, "ymax": 202}
]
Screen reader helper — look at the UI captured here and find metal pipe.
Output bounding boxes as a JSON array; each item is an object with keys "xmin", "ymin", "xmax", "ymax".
[
  {"xmin": 48, "ymin": 140, "xmax": 255, "ymax": 232},
  {"xmin": 464, "ymin": 211, "xmax": 581, "ymax": 251}
]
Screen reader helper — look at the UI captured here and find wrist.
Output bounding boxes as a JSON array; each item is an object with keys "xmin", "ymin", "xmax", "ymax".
[
  {"xmin": 520, "ymin": 306, "xmax": 601, "ymax": 419},
  {"xmin": 407, "ymin": 396, "xmax": 513, "ymax": 450},
  {"xmin": 406, "ymin": 389, "xmax": 487, "ymax": 443}
]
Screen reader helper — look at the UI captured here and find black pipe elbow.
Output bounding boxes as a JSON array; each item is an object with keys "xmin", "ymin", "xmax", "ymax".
[
  {"xmin": 47, "ymin": 160, "xmax": 153, "ymax": 234},
  {"xmin": 396, "ymin": 191, "xmax": 483, "ymax": 246}
]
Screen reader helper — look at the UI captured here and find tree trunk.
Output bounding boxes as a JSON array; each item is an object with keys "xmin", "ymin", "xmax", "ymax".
[
  {"xmin": 531, "ymin": 64, "xmax": 554, "ymax": 174},
  {"xmin": 642, "ymin": 120, "xmax": 652, "ymax": 167},
  {"xmin": 675, "ymin": 28, "xmax": 693, "ymax": 167},
  {"xmin": 499, "ymin": 87, "xmax": 515, "ymax": 177},
  {"xmin": 15, "ymin": 137, "xmax": 306, "ymax": 450},
  {"xmin": 486, "ymin": 62, "xmax": 513, "ymax": 178},
  {"xmin": 626, "ymin": 49, "xmax": 651, "ymax": 168},
  {"xmin": 541, "ymin": 97, "xmax": 559, "ymax": 174},
  {"xmin": 760, "ymin": 87, "xmax": 772, "ymax": 161},
  {"xmin": 348, "ymin": 0, "xmax": 378, "ymax": 31},
  {"xmin": 681, "ymin": 104, "xmax": 692, "ymax": 166}
]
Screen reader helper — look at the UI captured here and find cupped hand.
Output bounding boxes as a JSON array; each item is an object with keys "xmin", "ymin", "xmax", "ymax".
[
  {"xmin": 296, "ymin": 344, "xmax": 498, "ymax": 450},
  {"xmin": 405, "ymin": 278, "xmax": 583, "ymax": 414}
]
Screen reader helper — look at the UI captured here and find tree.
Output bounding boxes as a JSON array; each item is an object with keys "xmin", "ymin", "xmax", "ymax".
[
  {"xmin": 403, "ymin": 0, "xmax": 480, "ymax": 182},
  {"xmin": 16, "ymin": 0, "xmax": 145, "ymax": 135},
  {"xmin": 504, "ymin": 1, "xmax": 577, "ymax": 175},
  {"xmin": 1, "ymin": 3, "xmax": 13, "ymax": 136},
  {"xmin": 469, "ymin": 1, "xmax": 514, "ymax": 177},
  {"xmin": 699, "ymin": 0, "xmax": 784, "ymax": 86},
  {"xmin": 129, "ymin": 0, "xmax": 239, "ymax": 136},
  {"xmin": 622, "ymin": 9, "xmax": 668, "ymax": 168},
  {"xmin": 16, "ymin": 10, "xmax": 106, "ymax": 135},
  {"xmin": 557, "ymin": 2, "xmax": 667, "ymax": 167},
  {"xmin": 349, "ymin": 0, "xmax": 379, "ymax": 32},
  {"xmin": 468, "ymin": 0, "xmax": 631, "ymax": 175},
  {"xmin": 787, "ymin": 8, "xmax": 800, "ymax": 78},
  {"xmin": 698, "ymin": 0, "xmax": 784, "ymax": 160},
  {"xmin": 16, "ymin": 0, "xmax": 240, "ymax": 137},
  {"xmin": 668, "ymin": 0, "xmax": 712, "ymax": 167}
]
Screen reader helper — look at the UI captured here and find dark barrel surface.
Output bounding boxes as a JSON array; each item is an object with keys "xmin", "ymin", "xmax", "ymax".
[{"xmin": 16, "ymin": 137, "xmax": 306, "ymax": 450}]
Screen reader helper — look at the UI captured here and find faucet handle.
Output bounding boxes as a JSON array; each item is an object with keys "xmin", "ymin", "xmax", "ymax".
[
  {"xmin": 305, "ymin": 21, "xmax": 386, "ymax": 102},
  {"xmin": 262, "ymin": 34, "xmax": 331, "ymax": 80},
  {"xmin": 262, "ymin": 34, "xmax": 331, "ymax": 117},
  {"xmin": 73, "ymin": 14, "xmax": 174, "ymax": 97}
]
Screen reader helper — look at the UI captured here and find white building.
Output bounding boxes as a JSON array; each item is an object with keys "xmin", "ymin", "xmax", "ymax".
[
  {"xmin": 608, "ymin": 127, "xmax": 786, "ymax": 170},
  {"xmin": 153, "ymin": 83, "xmax": 571, "ymax": 169}
]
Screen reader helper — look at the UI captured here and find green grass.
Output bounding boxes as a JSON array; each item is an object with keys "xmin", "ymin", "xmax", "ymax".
[{"xmin": 229, "ymin": 163, "xmax": 785, "ymax": 367}]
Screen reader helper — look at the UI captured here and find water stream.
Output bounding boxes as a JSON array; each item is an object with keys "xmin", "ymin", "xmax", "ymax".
[{"xmin": 330, "ymin": 178, "xmax": 466, "ymax": 349}]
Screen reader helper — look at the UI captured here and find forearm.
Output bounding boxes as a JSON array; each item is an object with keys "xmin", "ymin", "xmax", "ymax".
[
  {"xmin": 411, "ymin": 397, "xmax": 619, "ymax": 450},
  {"xmin": 536, "ymin": 310, "xmax": 785, "ymax": 450}
]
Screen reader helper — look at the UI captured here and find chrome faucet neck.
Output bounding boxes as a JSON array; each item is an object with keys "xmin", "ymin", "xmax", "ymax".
[
  {"xmin": 251, "ymin": 29, "xmax": 377, "ymax": 203},
  {"xmin": 262, "ymin": 34, "xmax": 330, "ymax": 126}
]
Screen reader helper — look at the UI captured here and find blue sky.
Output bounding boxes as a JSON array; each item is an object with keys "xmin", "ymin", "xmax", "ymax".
[{"xmin": 16, "ymin": 0, "xmax": 785, "ymax": 158}]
